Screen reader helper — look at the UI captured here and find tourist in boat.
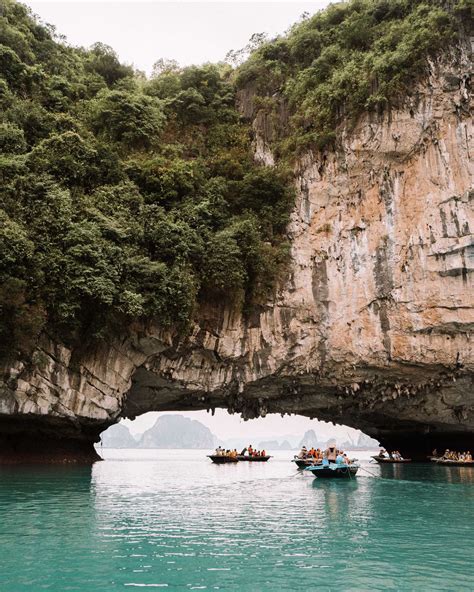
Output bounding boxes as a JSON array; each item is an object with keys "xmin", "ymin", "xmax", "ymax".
[
  {"xmin": 343, "ymin": 453, "xmax": 351, "ymax": 465},
  {"xmin": 443, "ymin": 449, "xmax": 451, "ymax": 459},
  {"xmin": 261, "ymin": 449, "xmax": 266, "ymax": 457},
  {"xmin": 322, "ymin": 452, "xmax": 329, "ymax": 467},
  {"xmin": 437, "ymin": 449, "xmax": 473, "ymax": 462},
  {"xmin": 248, "ymin": 445, "xmax": 254, "ymax": 456},
  {"xmin": 336, "ymin": 451, "xmax": 345, "ymax": 465},
  {"xmin": 326, "ymin": 444, "xmax": 337, "ymax": 462},
  {"xmin": 297, "ymin": 446, "xmax": 308, "ymax": 459},
  {"xmin": 377, "ymin": 448, "xmax": 388, "ymax": 459}
]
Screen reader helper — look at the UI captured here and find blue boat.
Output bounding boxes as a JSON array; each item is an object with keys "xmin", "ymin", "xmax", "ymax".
[{"xmin": 305, "ymin": 462, "xmax": 359, "ymax": 479}]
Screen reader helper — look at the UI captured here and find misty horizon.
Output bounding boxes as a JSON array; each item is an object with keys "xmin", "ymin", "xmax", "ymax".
[{"xmin": 121, "ymin": 409, "xmax": 369, "ymax": 444}]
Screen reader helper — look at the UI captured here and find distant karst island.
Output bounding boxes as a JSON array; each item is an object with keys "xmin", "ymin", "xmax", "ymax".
[{"xmin": 100, "ymin": 415, "xmax": 379, "ymax": 450}]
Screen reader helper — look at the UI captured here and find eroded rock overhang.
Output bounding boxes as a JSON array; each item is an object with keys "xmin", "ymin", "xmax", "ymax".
[{"xmin": 0, "ymin": 51, "xmax": 473, "ymax": 462}]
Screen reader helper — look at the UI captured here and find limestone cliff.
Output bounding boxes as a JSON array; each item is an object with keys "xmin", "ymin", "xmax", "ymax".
[{"xmin": 0, "ymin": 47, "xmax": 472, "ymax": 462}]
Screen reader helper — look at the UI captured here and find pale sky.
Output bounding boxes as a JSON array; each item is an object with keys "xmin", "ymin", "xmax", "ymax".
[
  {"xmin": 23, "ymin": 0, "xmax": 362, "ymax": 443},
  {"xmin": 24, "ymin": 1, "xmax": 331, "ymax": 74},
  {"xmin": 122, "ymin": 410, "xmax": 364, "ymax": 444}
]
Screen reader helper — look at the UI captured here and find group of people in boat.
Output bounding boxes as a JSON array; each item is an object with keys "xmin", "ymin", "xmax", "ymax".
[
  {"xmin": 377, "ymin": 448, "xmax": 405, "ymax": 460},
  {"xmin": 240, "ymin": 445, "xmax": 266, "ymax": 457},
  {"xmin": 213, "ymin": 445, "xmax": 267, "ymax": 458},
  {"xmin": 214, "ymin": 447, "xmax": 239, "ymax": 458},
  {"xmin": 297, "ymin": 446, "xmax": 324, "ymax": 460},
  {"xmin": 297, "ymin": 445, "xmax": 352, "ymax": 465},
  {"xmin": 436, "ymin": 449, "xmax": 473, "ymax": 462}
]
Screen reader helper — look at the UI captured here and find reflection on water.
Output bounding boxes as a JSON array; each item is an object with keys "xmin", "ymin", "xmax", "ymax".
[
  {"xmin": 375, "ymin": 462, "xmax": 474, "ymax": 485},
  {"xmin": 1, "ymin": 451, "xmax": 474, "ymax": 591}
]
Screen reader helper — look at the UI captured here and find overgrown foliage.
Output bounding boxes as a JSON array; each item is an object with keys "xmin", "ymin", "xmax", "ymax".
[
  {"xmin": 0, "ymin": 0, "xmax": 292, "ymax": 355},
  {"xmin": 235, "ymin": 0, "xmax": 472, "ymax": 157},
  {"xmin": 0, "ymin": 0, "xmax": 470, "ymax": 356}
]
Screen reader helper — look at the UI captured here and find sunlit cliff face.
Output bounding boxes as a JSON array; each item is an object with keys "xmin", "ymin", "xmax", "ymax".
[{"xmin": 0, "ymin": 47, "xmax": 472, "ymax": 462}]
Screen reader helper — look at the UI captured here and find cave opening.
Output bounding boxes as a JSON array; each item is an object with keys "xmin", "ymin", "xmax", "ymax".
[{"xmin": 99, "ymin": 410, "xmax": 380, "ymax": 453}]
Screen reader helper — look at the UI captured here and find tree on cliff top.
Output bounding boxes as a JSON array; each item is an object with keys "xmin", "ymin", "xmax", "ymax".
[{"xmin": 235, "ymin": 0, "xmax": 472, "ymax": 158}]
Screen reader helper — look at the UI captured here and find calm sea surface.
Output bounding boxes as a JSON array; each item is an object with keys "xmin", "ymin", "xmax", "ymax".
[{"xmin": 1, "ymin": 449, "xmax": 473, "ymax": 591}]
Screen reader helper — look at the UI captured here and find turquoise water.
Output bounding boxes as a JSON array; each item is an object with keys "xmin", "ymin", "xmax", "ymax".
[{"xmin": 1, "ymin": 450, "xmax": 474, "ymax": 591}]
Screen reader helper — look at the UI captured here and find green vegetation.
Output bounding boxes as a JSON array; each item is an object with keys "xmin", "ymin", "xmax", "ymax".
[
  {"xmin": 0, "ymin": 0, "xmax": 470, "ymax": 356},
  {"xmin": 235, "ymin": 0, "xmax": 472, "ymax": 157},
  {"xmin": 0, "ymin": 0, "xmax": 292, "ymax": 355}
]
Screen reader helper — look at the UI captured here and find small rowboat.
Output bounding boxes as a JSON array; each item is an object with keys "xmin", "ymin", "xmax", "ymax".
[
  {"xmin": 433, "ymin": 459, "xmax": 474, "ymax": 467},
  {"xmin": 371, "ymin": 456, "xmax": 412, "ymax": 464},
  {"xmin": 293, "ymin": 458, "xmax": 322, "ymax": 469},
  {"xmin": 236, "ymin": 455, "xmax": 271, "ymax": 462},
  {"xmin": 305, "ymin": 463, "xmax": 359, "ymax": 479},
  {"xmin": 207, "ymin": 455, "xmax": 238, "ymax": 464}
]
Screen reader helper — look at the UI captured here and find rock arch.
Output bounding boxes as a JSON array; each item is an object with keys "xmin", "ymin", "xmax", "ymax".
[{"xmin": 0, "ymin": 52, "xmax": 472, "ymax": 462}]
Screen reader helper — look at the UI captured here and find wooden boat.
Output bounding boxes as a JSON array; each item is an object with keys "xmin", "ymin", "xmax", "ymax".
[
  {"xmin": 207, "ymin": 455, "xmax": 238, "ymax": 464},
  {"xmin": 433, "ymin": 458, "xmax": 474, "ymax": 467},
  {"xmin": 293, "ymin": 458, "xmax": 322, "ymax": 469},
  {"xmin": 371, "ymin": 456, "xmax": 412, "ymax": 464},
  {"xmin": 305, "ymin": 463, "xmax": 359, "ymax": 479},
  {"xmin": 236, "ymin": 455, "xmax": 271, "ymax": 462}
]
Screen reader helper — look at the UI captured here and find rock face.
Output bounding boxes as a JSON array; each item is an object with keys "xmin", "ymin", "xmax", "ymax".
[
  {"xmin": 357, "ymin": 433, "xmax": 380, "ymax": 449},
  {"xmin": 0, "ymin": 50, "xmax": 472, "ymax": 462},
  {"xmin": 299, "ymin": 430, "xmax": 321, "ymax": 449},
  {"xmin": 137, "ymin": 415, "xmax": 216, "ymax": 449},
  {"xmin": 100, "ymin": 423, "xmax": 137, "ymax": 449}
]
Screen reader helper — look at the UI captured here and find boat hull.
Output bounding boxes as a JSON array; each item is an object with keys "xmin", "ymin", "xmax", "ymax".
[
  {"xmin": 293, "ymin": 459, "xmax": 322, "ymax": 469},
  {"xmin": 306, "ymin": 464, "xmax": 359, "ymax": 479},
  {"xmin": 207, "ymin": 455, "xmax": 238, "ymax": 464},
  {"xmin": 236, "ymin": 455, "xmax": 271, "ymax": 462},
  {"xmin": 433, "ymin": 459, "xmax": 474, "ymax": 467},
  {"xmin": 371, "ymin": 456, "xmax": 412, "ymax": 464}
]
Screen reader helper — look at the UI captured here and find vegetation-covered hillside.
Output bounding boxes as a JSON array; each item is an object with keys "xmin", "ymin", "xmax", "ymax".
[
  {"xmin": 0, "ymin": 0, "xmax": 470, "ymax": 356},
  {"xmin": 0, "ymin": 0, "xmax": 292, "ymax": 354},
  {"xmin": 236, "ymin": 0, "xmax": 472, "ymax": 157}
]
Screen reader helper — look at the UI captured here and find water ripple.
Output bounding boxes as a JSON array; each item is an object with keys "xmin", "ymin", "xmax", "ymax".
[{"xmin": 0, "ymin": 451, "xmax": 473, "ymax": 590}]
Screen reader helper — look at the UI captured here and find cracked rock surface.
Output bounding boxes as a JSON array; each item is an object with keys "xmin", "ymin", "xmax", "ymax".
[{"xmin": 0, "ymin": 53, "xmax": 472, "ymax": 462}]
